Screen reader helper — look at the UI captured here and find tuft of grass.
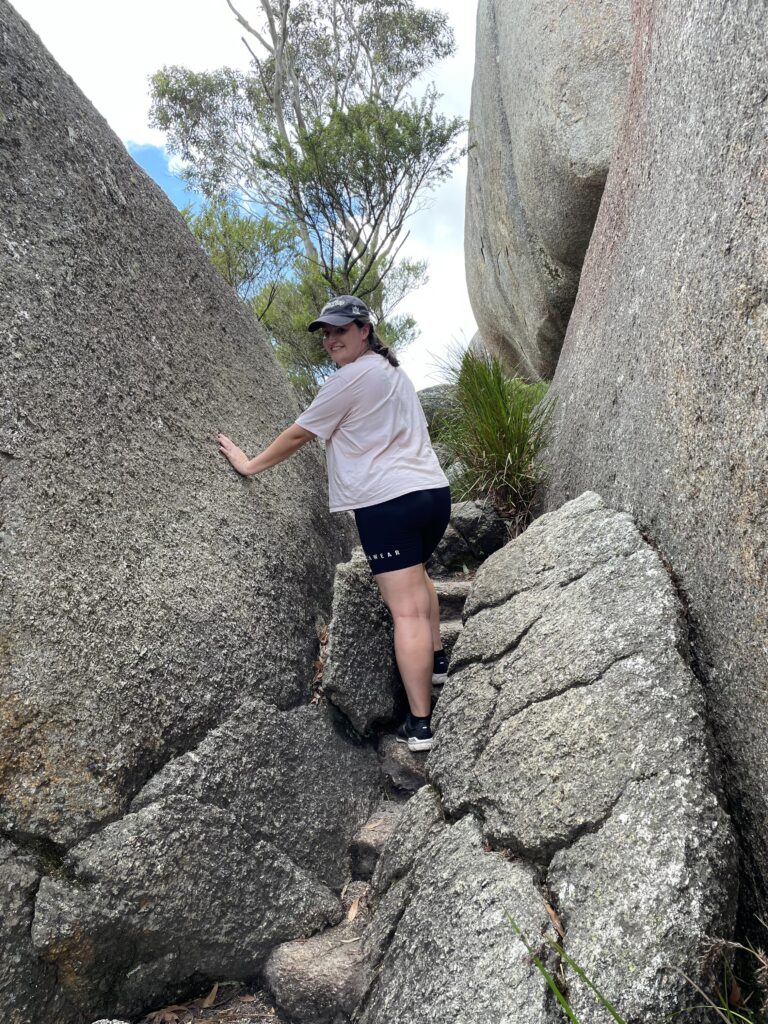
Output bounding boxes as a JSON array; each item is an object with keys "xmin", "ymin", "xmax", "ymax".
[
  {"xmin": 508, "ymin": 915, "xmax": 768, "ymax": 1024},
  {"xmin": 433, "ymin": 346, "xmax": 553, "ymax": 532},
  {"xmin": 507, "ymin": 915, "xmax": 627, "ymax": 1023}
]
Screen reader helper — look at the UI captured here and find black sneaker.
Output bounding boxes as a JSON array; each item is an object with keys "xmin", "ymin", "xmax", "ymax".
[
  {"xmin": 396, "ymin": 715, "xmax": 434, "ymax": 752},
  {"xmin": 432, "ymin": 650, "xmax": 448, "ymax": 686}
]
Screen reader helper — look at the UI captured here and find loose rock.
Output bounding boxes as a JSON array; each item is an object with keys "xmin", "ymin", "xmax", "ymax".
[
  {"xmin": 350, "ymin": 803, "xmax": 405, "ymax": 881},
  {"xmin": 323, "ymin": 550, "xmax": 405, "ymax": 735},
  {"xmin": 378, "ymin": 735, "xmax": 428, "ymax": 795}
]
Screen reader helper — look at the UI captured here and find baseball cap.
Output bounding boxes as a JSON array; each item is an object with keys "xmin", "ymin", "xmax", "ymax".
[{"xmin": 307, "ymin": 295, "xmax": 373, "ymax": 332}]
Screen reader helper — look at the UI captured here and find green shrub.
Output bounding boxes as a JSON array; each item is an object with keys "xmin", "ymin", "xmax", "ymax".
[{"xmin": 434, "ymin": 346, "xmax": 553, "ymax": 531}]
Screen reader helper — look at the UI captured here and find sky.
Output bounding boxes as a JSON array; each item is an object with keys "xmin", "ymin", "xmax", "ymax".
[{"xmin": 11, "ymin": 0, "xmax": 479, "ymax": 390}]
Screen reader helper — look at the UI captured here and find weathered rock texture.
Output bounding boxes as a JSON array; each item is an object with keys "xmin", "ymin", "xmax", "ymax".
[
  {"xmin": 32, "ymin": 796, "xmax": 342, "ymax": 1019},
  {"xmin": 429, "ymin": 500, "xmax": 508, "ymax": 576},
  {"xmin": 0, "ymin": 4, "xmax": 367, "ymax": 1019},
  {"xmin": 350, "ymin": 803, "xmax": 404, "ymax": 881},
  {"xmin": 0, "ymin": 841, "xmax": 80, "ymax": 1024},
  {"xmin": 323, "ymin": 549, "xmax": 404, "ymax": 735},
  {"xmin": 130, "ymin": 699, "xmax": 380, "ymax": 890},
  {"xmin": 358, "ymin": 792, "xmax": 553, "ymax": 1024},
  {"xmin": 540, "ymin": 0, "xmax": 768, "ymax": 925},
  {"xmin": 416, "ymin": 385, "xmax": 455, "ymax": 433},
  {"xmin": 360, "ymin": 495, "xmax": 736, "ymax": 1021},
  {"xmin": 265, "ymin": 910, "xmax": 369, "ymax": 1024},
  {"xmin": 464, "ymin": 0, "xmax": 632, "ymax": 379}
]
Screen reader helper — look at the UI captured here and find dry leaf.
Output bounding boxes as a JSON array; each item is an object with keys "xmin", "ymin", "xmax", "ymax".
[
  {"xmin": 544, "ymin": 901, "xmax": 566, "ymax": 939},
  {"xmin": 201, "ymin": 982, "xmax": 219, "ymax": 1008},
  {"xmin": 366, "ymin": 819, "xmax": 384, "ymax": 831},
  {"xmin": 239, "ymin": 994, "xmax": 258, "ymax": 1003},
  {"xmin": 347, "ymin": 897, "xmax": 360, "ymax": 922}
]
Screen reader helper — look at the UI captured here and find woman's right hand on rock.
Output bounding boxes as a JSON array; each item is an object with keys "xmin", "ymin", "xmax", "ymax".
[{"xmin": 217, "ymin": 432, "xmax": 251, "ymax": 476}]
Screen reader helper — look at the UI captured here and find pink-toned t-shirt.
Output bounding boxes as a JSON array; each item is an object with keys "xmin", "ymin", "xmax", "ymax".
[{"xmin": 295, "ymin": 351, "xmax": 449, "ymax": 512}]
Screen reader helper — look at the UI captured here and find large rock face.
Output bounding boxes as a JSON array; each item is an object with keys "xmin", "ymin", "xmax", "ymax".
[
  {"xmin": 0, "ymin": 3, "xmax": 370, "ymax": 1019},
  {"xmin": 464, "ymin": 0, "xmax": 632, "ymax": 379},
  {"xmin": 359, "ymin": 495, "xmax": 736, "ymax": 1022},
  {"xmin": 540, "ymin": 0, "xmax": 768, "ymax": 925},
  {"xmin": 32, "ymin": 796, "xmax": 342, "ymax": 1019},
  {"xmin": 359, "ymin": 791, "xmax": 553, "ymax": 1024}
]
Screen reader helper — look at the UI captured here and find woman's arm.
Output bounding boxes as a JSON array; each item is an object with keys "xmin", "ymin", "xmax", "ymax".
[{"xmin": 217, "ymin": 424, "xmax": 317, "ymax": 477}]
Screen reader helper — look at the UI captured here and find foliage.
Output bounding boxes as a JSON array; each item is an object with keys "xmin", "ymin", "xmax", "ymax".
[
  {"xmin": 255, "ymin": 258, "xmax": 421, "ymax": 403},
  {"xmin": 149, "ymin": 0, "xmax": 465, "ymax": 296},
  {"xmin": 434, "ymin": 347, "xmax": 552, "ymax": 530},
  {"xmin": 181, "ymin": 198, "xmax": 297, "ymax": 316},
  {"xmin": 260, "ymin": 94, "xmax": 463, "ymax": 295}
]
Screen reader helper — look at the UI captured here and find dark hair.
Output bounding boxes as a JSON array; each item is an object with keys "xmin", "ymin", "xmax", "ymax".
[{"xmin": 355, "ymin": 319, "xmax": 399, "ymax": 367}]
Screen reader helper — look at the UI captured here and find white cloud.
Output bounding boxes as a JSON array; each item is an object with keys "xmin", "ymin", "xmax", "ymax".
[{"xmin": 11, "ymin": 0, "xmax": 478, "ymax": 388}]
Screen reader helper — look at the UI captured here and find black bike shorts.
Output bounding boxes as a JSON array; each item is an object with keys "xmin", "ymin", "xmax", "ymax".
[{"xmin": 353, "ymin": 486, "xmax": 451, "ymax": 575}]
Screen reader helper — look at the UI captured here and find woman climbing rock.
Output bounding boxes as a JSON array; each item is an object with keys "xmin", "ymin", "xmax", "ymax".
[{"xmin": 217, "ymin": 295, "xmax": 450, "ymax": 751}]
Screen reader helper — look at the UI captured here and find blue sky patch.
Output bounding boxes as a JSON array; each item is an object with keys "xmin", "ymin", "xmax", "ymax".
[{"xmin": 126, "ymin": 142, "xmax": 203, "ymax": 213}]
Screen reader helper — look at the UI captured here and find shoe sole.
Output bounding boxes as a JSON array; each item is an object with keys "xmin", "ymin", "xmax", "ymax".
[
  {"xmin": 432, "ymin": 672, "xmax": 448, "ymax": 685},
  {"xmin": 396, "ymin": 734, "xmax": 434, "ymax": 752}
]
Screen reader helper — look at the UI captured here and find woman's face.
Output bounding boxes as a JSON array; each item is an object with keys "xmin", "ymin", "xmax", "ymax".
[{"xmin": 321, "ymin": 322, "xmax": 370, "ymax": 366}]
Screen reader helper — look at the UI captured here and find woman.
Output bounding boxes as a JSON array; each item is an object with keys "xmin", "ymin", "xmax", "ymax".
[{"xmin": 217, "ymin": 295, "xmax": 450, "ymax": 751}]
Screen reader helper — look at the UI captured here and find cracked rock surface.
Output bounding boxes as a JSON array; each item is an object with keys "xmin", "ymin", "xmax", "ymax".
[
  {"xmin": 0, "ymin": 0, "xmax": 353, "ymax": 850},
  {"xmin": 0, "ymin": 840, "xmax": 81, "ymax": 1024},
  {"xmin": 0, "ymin": 5, "xmax": 371, "ymax": 1020},
  {"xmin": 32, "ymin": 796, "xmax": 342, "ymax": 1020},
  {"xmin": 549, "ymin": 772, "xmax": 736, "ymax": 1022},
  {"xmin": 540, "ymin": 0, "xmax": 768, "ymax": 928},
  {"xmin": 359, "ymin": 810, "xmax": 553, "ymax": 1024},
  {"xmin": 131, "ymin": 699, "xmax": 381, "ymax": 891},
  {"xmin": 359, "ymin": 494, "xmax": 737, "ymax": 1021}
]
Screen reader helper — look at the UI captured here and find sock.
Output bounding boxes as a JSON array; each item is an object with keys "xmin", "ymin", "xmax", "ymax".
[
  {"xmin": 407, "ymin": 712, "xmax": 431, "ymax": 728},
  {"xmin": 433, "ymin": 648, "xmax": 448, "ymax": 674}
]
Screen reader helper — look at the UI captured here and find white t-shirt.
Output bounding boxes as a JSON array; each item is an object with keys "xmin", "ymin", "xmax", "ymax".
[{"xmin": 295, "ymin": 351, "xmax": 449, "ymax": 512}]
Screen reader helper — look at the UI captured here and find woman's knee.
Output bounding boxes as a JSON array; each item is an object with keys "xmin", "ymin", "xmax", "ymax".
[
  {"xmin": 390, "ymin": 599, "xmax": 432, "ymax": 623},
  {"xmin": 376, "ymin": 569, "xmax": 432, "ymax": 620}
]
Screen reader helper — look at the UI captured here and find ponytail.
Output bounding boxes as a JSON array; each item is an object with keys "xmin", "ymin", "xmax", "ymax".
[{"xmin": 356, "ymin": 320, "xmax": 399, "ymax": 367}]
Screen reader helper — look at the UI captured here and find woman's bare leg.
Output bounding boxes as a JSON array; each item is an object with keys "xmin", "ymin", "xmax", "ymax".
[
  {"xmin": 375, "ymin": 564, "xmax": 433, "ymax": 718},
  {"xmin": 423, "ymin": 565, "xmax": 442, "ymax": 652}
]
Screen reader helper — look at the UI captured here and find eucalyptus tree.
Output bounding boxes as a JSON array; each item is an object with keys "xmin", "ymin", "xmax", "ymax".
[{"xmin": 150, "ymin": 0, "xmax": 465, "ymax": 305}]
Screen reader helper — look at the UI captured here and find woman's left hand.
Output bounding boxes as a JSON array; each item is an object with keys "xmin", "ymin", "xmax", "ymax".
[{"xmin": 217, "ymin": 432, "xmax": 251, "ymax": 476}]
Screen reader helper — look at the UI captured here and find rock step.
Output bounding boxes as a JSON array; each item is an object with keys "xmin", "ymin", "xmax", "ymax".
[
  {"xmin": 378, "ymin": 734, "xmax": 428, "ymax": 795},
  {"xmin": 350, "ymin": 803, "xmax": 405, "ymax": 881},
  {"xmin": 264, "ymin": 882, "xmax": 370, "ymax": 1024},
  {"xmin": 433, "ymin": 578, "xmax": 472, "ymax": 621},
  {"xmin": 439, "ymin": 618, "xmax": 463, "ymax": 661}
]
